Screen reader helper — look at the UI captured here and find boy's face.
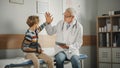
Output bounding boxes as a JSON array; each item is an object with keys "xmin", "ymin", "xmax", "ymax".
[
  {"xmin": 34, "ymin": 17, "xmax": 39, "ymax": 28},
  {"xmin": 34, "ymin": 23, "xmax": 39, "ymax": 29}
]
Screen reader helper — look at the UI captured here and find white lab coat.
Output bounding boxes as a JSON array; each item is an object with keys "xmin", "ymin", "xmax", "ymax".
[{"xmin": 45, "ymin": 19, "xmax": 83, "ymax": 59}]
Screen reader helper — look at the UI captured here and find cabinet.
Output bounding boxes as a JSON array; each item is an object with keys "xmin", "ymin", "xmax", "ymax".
[{"xmin": 96, "ymin": 15, "xmax": 120, "ymax": 68}]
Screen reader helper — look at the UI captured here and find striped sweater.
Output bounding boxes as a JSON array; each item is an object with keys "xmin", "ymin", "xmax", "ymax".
[{"xmin": 22, "ymin": 23, "xmax": 46, "ymax": 51}]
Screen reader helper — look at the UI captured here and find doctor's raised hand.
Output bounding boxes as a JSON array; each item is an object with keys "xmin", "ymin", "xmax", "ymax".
[{"xmin": 45, "ymin": 12, "xmax": 53, "ymax": 24}]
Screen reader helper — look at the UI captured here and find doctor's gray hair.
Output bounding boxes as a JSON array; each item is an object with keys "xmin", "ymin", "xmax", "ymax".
[{"xmin": 65, "ymin": 8, "xmax": 76, "ymax": 16}]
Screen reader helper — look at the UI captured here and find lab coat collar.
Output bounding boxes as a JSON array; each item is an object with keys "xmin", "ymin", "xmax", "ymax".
[{"xmin": 65, "ymin": 19, "xmax": 77, "ymax": 26}]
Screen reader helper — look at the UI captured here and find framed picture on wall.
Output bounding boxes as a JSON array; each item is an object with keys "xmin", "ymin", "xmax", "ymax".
[
  {"xmin": 9, "ymin": 0, "xmax": 24, "ymax": 5},
  {"xmin": 36, "ymin": 1, "xmax": 49, "ymax": 14}
]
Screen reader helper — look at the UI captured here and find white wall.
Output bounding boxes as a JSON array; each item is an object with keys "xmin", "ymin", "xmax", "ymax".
[
  {"xmin": 0, "ymin": 0, "xmax": 120, "ymax": 36},
  {"xmin": 97, "ymin": 0, "xmax": 120, "ymax": 16},
  {"xmin": 78, "ymin": 0, "xmax": 97, "ymax": 35},
  {"xmin": 0, "ymin": 0, "xmax": 63, "ymax": 34},
  {"xmin": 39, "ymin": 0, "xmax": 63, "ymax": 34},
  {"xmin": 0, "ymin": 0, "xmax": 36, "ymax": 34},
  {"xmin": 0, "ymin": 0, "xmax": 98, "ymax": 35}
]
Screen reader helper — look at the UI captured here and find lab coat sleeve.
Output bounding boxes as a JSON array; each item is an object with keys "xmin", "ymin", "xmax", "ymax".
[
  {"xmin": 45, "ymin": 24, "xmax": 57, "ymax": 35},
  {"xmin": 45, "ymin": 21, "xmax": 62, "ymax": 35},
  {"xmin": 69, "ymin": 24, "xmax": 83, "ymax": 50}
]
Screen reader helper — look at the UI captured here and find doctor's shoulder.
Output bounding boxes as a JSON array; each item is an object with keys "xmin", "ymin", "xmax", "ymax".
[
  {"xmin": 76, "ymin": 22, "xmax": 83, "ymax": 29},
  {"xmin": 58, "ymin": 20, "xmax": 64, "ymax": 24},
  {"xmin": 78, "ymin": 23, "xmax": 83, "ymax": 34},
  {"xmin": 56, "ymin": 20, "xmax": 64, "ymax": 27},
  {"xmin": 75, "ymin": 22, "xmax": 83, "ymax": 33}
]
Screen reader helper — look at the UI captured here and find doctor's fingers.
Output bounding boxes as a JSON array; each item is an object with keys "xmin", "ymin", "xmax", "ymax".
[
  {"xmin": 45, "ymin": 12, "xmax": 52, "ymax": 16},
  {"xmin": 45, "ymin": 14, "xmax": 52, "ymax": 19}
]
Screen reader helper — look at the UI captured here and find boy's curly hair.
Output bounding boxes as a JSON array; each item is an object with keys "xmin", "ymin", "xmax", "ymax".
[{"xmin": 26, "ymin": 15, "xmax": 39, "ymax": 27}]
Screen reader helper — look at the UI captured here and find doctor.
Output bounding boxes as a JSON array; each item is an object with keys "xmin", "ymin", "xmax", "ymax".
[{"xmin": 45, "ymin": 8, "xmax": 83, "ymax": 68}]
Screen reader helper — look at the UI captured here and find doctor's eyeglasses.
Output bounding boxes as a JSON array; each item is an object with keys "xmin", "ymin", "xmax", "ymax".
[
  {"xmin": 62, "ymin": 13, "xmax": 74, "ymax": 18},
  {"xmin": 64, "ymin": 15, "xmax": 73, "ymax": 18}
]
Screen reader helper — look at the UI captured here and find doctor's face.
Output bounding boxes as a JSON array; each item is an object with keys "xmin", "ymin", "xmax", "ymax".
[{"xmin": 64, "ymin": 11, "xmax": 74, "ymax": 24}]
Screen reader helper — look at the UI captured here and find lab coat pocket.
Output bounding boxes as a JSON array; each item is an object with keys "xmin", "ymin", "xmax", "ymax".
[{"xmin": 68, "ymin": 35, "xmax": 75, "ymax": 43}]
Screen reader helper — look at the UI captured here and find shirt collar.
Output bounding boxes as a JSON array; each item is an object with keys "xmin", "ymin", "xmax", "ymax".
[{"xmin": 65, "ymin": 19, "xmax": 76, "ymax": 26}]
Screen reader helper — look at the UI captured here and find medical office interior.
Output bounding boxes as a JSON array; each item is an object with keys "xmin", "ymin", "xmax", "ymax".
[{"xmin": 0, "ymin": 0, "xmax": 120, "ymax": 68}]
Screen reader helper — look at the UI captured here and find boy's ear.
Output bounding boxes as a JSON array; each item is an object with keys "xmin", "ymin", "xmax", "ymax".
[
  {"xmin": 72, "ymin": 16, "xmax": 74, "ymax": 18},
  {"xmin": 72, "ymin": 16, "xmax": 75, "ymax": 18}
]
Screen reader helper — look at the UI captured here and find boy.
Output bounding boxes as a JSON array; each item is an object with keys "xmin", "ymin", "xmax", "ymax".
[{"xmin": 22, "ymin": 15, "xmax": 53, "ymax": 68}]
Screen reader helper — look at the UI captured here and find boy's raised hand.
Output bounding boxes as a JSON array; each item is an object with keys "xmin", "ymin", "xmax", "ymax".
[{"xmin": 45, "ymin": 12, "xmax": 53, "ymax": 24}]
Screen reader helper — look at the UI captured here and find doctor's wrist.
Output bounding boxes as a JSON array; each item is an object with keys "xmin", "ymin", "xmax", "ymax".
[{"xmin": 66, "ymin": 45, "xmax": 69, "ymax": 49}]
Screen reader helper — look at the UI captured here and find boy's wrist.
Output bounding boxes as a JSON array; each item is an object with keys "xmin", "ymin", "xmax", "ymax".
[{"xmin": 43, "ymin": 23, "xmax": 47, "ymax": 26}]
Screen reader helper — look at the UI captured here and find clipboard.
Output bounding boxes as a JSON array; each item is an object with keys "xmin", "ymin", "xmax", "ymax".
[{"xmin": 55, "ymin": 42, "xmax": 66, "ymax": 46}]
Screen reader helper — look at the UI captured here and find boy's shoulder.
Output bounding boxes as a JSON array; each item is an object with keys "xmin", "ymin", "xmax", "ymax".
[{"xmin": 25, "ymin": 29, "xmax": 35, "ymax": 35}]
